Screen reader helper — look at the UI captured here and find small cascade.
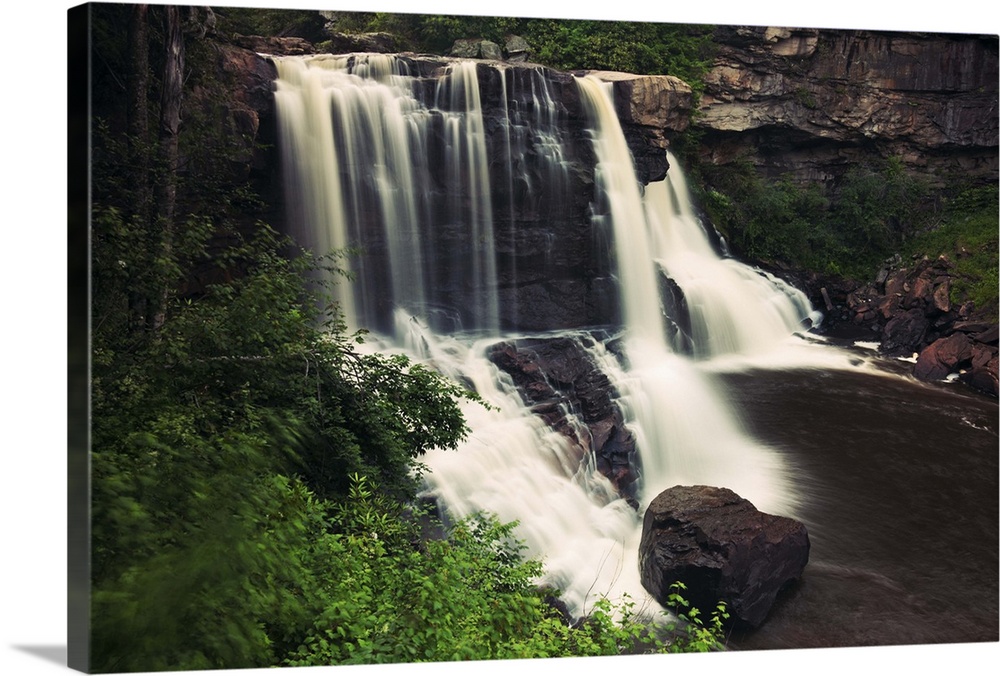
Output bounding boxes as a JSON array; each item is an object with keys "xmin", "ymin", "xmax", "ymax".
[
  {"xmin": 400, "ymin": 328, "xmax": 650, "ymax": 617},
  {"xmin": 576, "ymin": 74, "xmax": 802, "ymax": 515},
  {"xmin": 645, "ymin": 163, "xmax": 822, "ymax": 357}
]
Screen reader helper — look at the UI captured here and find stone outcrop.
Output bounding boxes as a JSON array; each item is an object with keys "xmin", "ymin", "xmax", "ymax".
[
  {"xmin": 449, "ymin": 38, "xmax": 503, "ymax": 60},
  {"xmin": 840, "ymin": 254, "xmax": 999, "ymax": 395},
  {"xmin": 915, "ymin": 324, "xmax": 999, "ymax": 394},
  {"xmin": 179, "ymin": 39, "xmax": 279, "ymax": 224},
  {"xmin": 321, "ymin": 31, "xmax": 402, "ymax": 54},
  {"xmin": 231, "ymin": 34, "xmax": 315, "ymax": 56},
  {"xmin": 639, "ymin": 485, "xmax": 810, "ymax": 629},
  {"xmin": 696, "ymin": 27, "xmax": 999, "ymax": 187},
  {"xmin": 488, "ymin": 336, "xmax": 639, "ymax": 503},
  {"xmin": 583, "ymin": 71, "xmax": 693, "ymax": 182}
]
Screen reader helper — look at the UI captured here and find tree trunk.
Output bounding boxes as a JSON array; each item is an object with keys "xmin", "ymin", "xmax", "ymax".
[
  {"xmin": 126, "ymin": 4, "xmax": 152, "ymax": 330},
  {"xmin": 153, "ymin": 4, "xmax": 185, "ymax": 330},
  {"xmin": 126, "ymin": 3, "xmax": 150, "ymax": 209}
]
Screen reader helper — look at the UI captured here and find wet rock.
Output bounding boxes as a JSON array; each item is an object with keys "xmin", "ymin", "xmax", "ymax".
[
  {"xmin": 833, "ymin": 254, "xmax": 998, "ymax": 396},
  {"xmin": 488, "ymin": 336, "xmax": 639, "ymax": 500},
  {"xmin": 639, "ymin": 485, "xmax": 809, "ymax": 629},
  {"xmin": 961, "ymin": 352, "xmax": 1000, "ymax": 396},
  {"xmin": 881, "ymin": 308, "xmax": 930, "ymax": 356},
  {"xmin": 914, "ymin": 332, "xmax": 974, "ymax": 381}
]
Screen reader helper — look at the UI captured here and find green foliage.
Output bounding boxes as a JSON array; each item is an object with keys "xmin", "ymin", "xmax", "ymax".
[
  {"xmin": 831, "ymin": 157, "xmax": 929, "ymax": 255},
  {"xmin": 90, "ymin": 209, "xmax": 480, "ymax": 670},
  {"xmin": 694, "ymin": 155, "xmax": 933, "ymax": 280},
  {"xmin": 521, "ymin": 19, "xmax": 715, "ymax": 87},
  {"xmin": 326, "ymin": 11, "xmax": 716, "ymax": 85},
  {"xmin": 693, "ymin": 154, "xmax": 996, "ymax": 318},
  {"xmin": 212, "ymin": 5, "xmax": 327, "ymax": 40},
  {"xmin": 662, "ymin": 581, "xmax": 731, "ymax": 652},
  {"xmin": 285, "ymin": 478, "xmax": 729, "ymax": 666},
  {"xmin": 903, "ymin": 184, "xmax": 999, "ymax": 319}
]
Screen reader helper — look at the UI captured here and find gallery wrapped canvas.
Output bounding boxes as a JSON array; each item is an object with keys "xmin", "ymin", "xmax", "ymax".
[{"xmin": 58, "ymin": 1, "xmax": 997, "ymax": 675}]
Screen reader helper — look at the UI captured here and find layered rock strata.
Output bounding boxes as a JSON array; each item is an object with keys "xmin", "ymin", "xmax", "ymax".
[{"xmin": 697, "ymin": 26, "xmax": 999, "ymax": 187}]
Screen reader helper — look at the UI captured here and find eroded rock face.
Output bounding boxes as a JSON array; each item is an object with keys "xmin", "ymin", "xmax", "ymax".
[
  {"xmin": 697, "ymin": 27, "xmax": 999, "ymax": 187},
  {"xmin": 639, "ymin": 485, "xmax": 809, "ymax": 629},
  {"xmin": 487, "ymin": 335, "xmax": 639, "ymax": 502}
]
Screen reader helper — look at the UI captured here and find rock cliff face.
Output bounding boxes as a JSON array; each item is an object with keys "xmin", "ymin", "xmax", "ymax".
[{"xmin": 696, "ymin": 26, "xmax": 999, "ymax": 187}]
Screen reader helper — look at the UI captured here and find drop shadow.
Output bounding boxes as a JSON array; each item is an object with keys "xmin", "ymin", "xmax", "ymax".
[{"xmin": 11, "ymin": 645, "xmax": 67, "ymax": 666}]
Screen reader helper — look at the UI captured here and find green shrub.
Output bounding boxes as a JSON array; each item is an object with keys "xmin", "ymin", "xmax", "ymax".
[
  {"xmin": 904, "ymin": 184, "xmax": 999, "ymax": 319},
  {"xmin": 693, "ymin": 155, "xmax": 935, "ymax": 281}
]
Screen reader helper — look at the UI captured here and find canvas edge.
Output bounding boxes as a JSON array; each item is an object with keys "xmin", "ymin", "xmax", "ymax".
[{"xmin": 68, "ymin": 2, "xmax": 92, "ymax": 673}]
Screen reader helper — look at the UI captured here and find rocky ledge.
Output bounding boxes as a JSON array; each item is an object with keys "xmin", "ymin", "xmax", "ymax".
[
  {"xmin": 488, "ymin": 335, "xmax": 639, "ymax": 504},
  {"xmin": 697, "ymin": 26, "xmax": 999, "ymax": 188}
]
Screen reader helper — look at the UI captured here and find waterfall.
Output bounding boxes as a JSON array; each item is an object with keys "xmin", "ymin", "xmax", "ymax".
[
  {"xmin": 273, "ymin": 54, "xmax": 502, "ymax": 336},
  {"xmin": 576, "ymin": 75, "xmax": 801, "ymax": 514},
  {"xmin": 273, "ymin": 56, "xmax": 824, "ymax": 618}
]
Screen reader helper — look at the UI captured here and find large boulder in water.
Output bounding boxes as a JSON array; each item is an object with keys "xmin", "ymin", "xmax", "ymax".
[{"xmin": 639, "ymin": 485, "xmax": 809, "ymax": 628}]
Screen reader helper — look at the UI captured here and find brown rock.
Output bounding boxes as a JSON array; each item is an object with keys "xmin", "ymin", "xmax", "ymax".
[
  {"xmin": 932, "ymin": 280, "xmax": 952, "ymax": 313},
  {"xmin": 639, "ymin": 485, "xmax": 809, "ymax": 629},
  {"xmin": 882, "ymin": 308, "xmax": 929, "ymax": 355},
  {"xmin": 914, "ymin": 332, "xmax": 974, "ymax": 381},
  {"xmin": 961, "ymin": 354, "xmax": 999, "ymax": 397}
]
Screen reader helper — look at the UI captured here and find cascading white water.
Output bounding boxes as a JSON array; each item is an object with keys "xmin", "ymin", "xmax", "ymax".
[
  {"xmin": 576, "ymin": 75, "xmax": 802, "ymax": 515},
  {"xmin": 392, "ymin": 318, "xmax": 647, "ymax": 617},
  {"xmin": 436, "ymin": 61, "xmax": 501, "ymax": 333},
  {"xmin": 273, "ymin": 54, "xmax": 502, "ymax": 336},
  {"xmin": 645, "ymin": 160, "xmax": 822, "ymax": 357},
  {"xmin": 274, "ymin": 57, "xmax": 833, "ymax": 619}
]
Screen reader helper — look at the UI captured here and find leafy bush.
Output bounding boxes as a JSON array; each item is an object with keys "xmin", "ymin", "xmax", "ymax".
[
  {"xmin": 904, "ymin": 184, "xmax": 999, "ymax": 319},
  {"xmin": 693, "ymin": 155, "xmax": 935, "ymax": 280},
  {"xmin": 90, "ymin": 214, "xmax": 478, "ymax": 670},
  {"xmin": 285, "ymin": 477, "xmax": 729, "ymax": 666}
]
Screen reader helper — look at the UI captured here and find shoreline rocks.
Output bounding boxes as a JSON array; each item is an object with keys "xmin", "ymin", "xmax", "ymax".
[{"xmin": 834, "ymin": 255, "xmax": 998, "ymax": 396}]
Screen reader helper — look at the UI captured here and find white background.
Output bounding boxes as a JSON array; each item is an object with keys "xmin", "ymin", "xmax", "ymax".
[{"xmin": 4, "ymin": 1, "xmax": 998, "ymax": 675}]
